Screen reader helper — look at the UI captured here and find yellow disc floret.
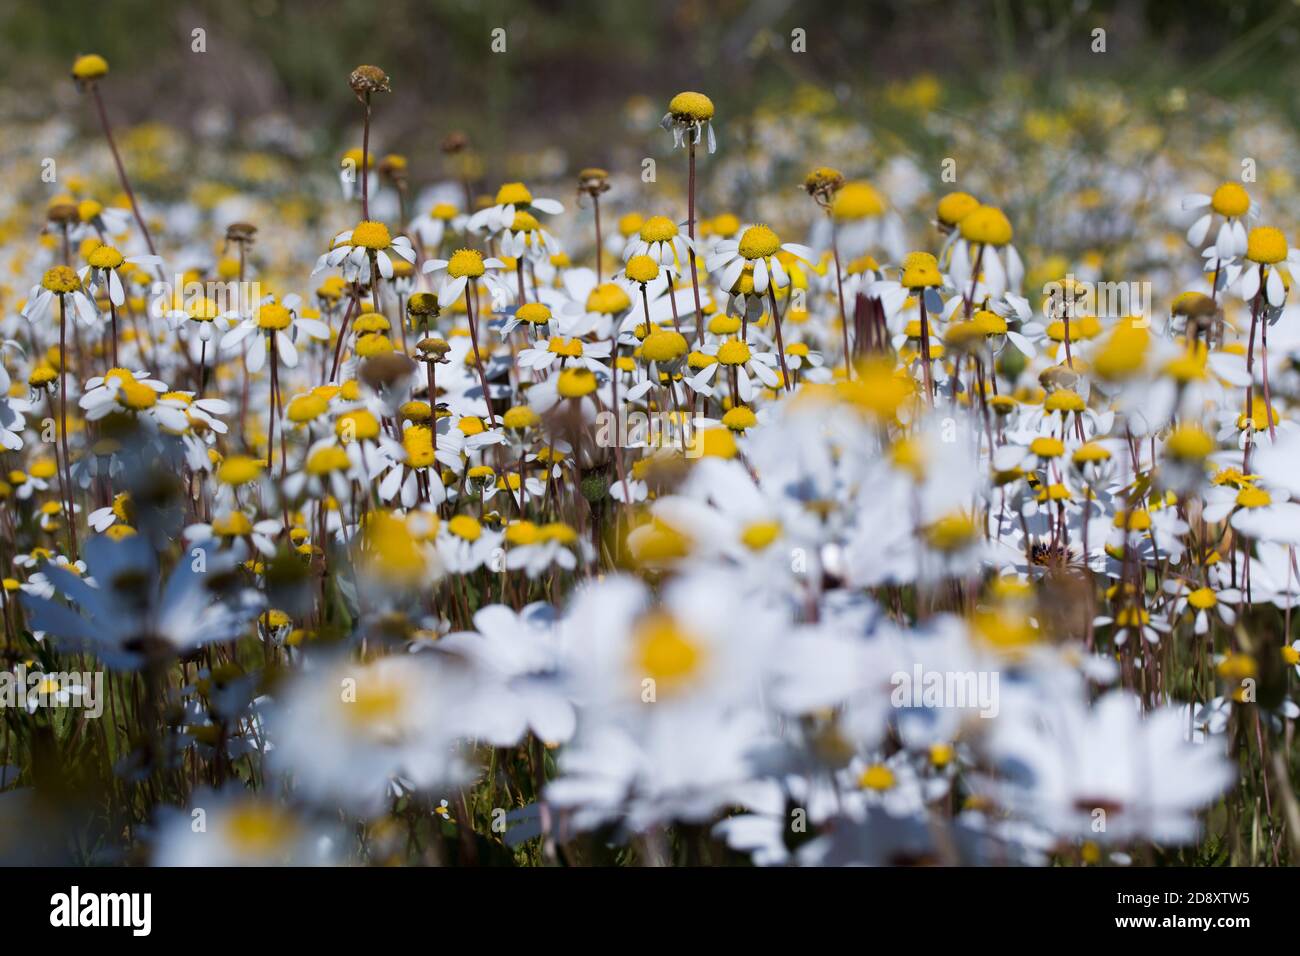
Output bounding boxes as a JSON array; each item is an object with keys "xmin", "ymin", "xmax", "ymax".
[
  {"xmin": 1210, "ymin": 182, "xmax": 1251, "ymax": 219},
  {"xmin": 447, "ymin": 249, "xmax": 486, "ymax": 279},
  {"xmin": 738, "ymin": 225, "xmax": 781, "ymax": 260},
  {"xmin": 667, "ymin": 91, "xmax": 714, "ymax": 121},
  {"xmin": 351, "ymin": 220, "xmax": 393, "ymax": 250}
]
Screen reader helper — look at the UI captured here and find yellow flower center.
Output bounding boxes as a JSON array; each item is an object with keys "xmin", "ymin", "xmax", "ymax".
[
  {"xmin": 351, "ymin": 220, "xmax": 392, "ymax": 250},
  {"xmin": 971, "ymin": 607, "xmax": 1039, "ymax": 653},
  {"xmin": 1217, "ymin": 652, "xmax": 1257, "ymax": 682},
  {"xmin": 711, "ymin": 213, "xmax": 741, "ymax": 236},
  {"xmin": 859, "ymin": 764, "xmax": 896, "ymax": 791},
  {"xmin": 641, "ymin": 329, "xmax": 688, "ymax": 363},
  {"xmin": 257, "ymin": 304, "xmax": 292, "ymax": 330},
  {"xmin": 505, "ymin": 521, "xmax": 538, "ymax": 546},
  {"xmin": 1236, "ymin": 487, "xmax": 1271, "ymax": 509},
  {"xmin": 900, "ymin": 251, "xmax": 942, "ymax": 289},
  {"xmin": 716, "ymin": 339, "xmax": 751, "ymax": 366},
  {"xmin": 1043, "ymin": 389, "xmax": 1085, "ymax": 414},
  {"xmin": 1093, "ymin": 324, "xmax": 1150, "ymax": 381},
  {"xmin": 1210, "ymin": 182, "xmax": 1250, "ymax": 218},
  {"xmin": 212, "ymin": 512, "xmax": 254, "ymax": 537},
  {"xmin": 1166, "ymin": 423, "xmax": 1213, "ymax": 460},
  {"xmin": 217, "ymin": 455, "xmax": 263, "ymax": 486},
  {"xmin": 958, "ymin": 205, "xmax": 1013, "ymax": 245},
  {"xmin": 936, "ymin": 191, "xmax": 979, "ymax": 226},
  {"xmin": 361, "ymin": 511, "xmax": 427, "ymax": 584},
  {"xmin": 448, "ymin": 514, "xmax": 482, "ymax": 541},
  {"xmin": 1113, "ymin": 509, "xmax": 1151, "ymax": 531},
  {"xmin": 87, "ymin": 245, "xmax": 125, "ymax": 270},
  {"xmin": 626, "ymin": 254, "xmax": 660, "ymax": 283},
  {"xmin": 635, "ymin": 612, "xmax": 704, "ymax": 691},
  {"xmin": 306, "ymin": 445, "xmax": 350, "ymax": 475},
  {"xmin": 225, "ymin": 804, "xmax": 295, "ymax": 856},
  {"xmin": 704, "ymin": 316, "xmax": 738, "ymax": 338},
  {"xmin": 72, "ymin": 54, "xmax": 109, "ymax": 80},
  {"xmin": 495, "ymin": 182, "xmax": 533, "ymax": 206},
  {"xmin": 740, "ymin": 520, "xmax": 781, "ymax": 550},
  {"xmin": 447, "ymin": 248, "xmax": 485, "ymax": 279},
  {"xmin": 510, "ymin": 210, "xmax": 540, "ymax": 233},
  {"xmin": 503, "ymin": 405, "xmax": 539, "ymax": 430},
  {"xmin": 700, "ymin": 428, "xmax": 738, "ymax": 459},
  {"xmin": 1072, "ymin": 442, "xmax": 1111, "ymax": 464},
  {"xmin": 833, "ymin": 182, "xmax": 886, "ymax": 220},
  {"xmin": 640, "ymin": 216, "xmax": 678, "ymax": 243},
  {"xmin": 41, "ymin": 266, "xmax": 81, "ymax": 294},
  {"xmin": 402, "ymin": 425, "xmax": 435, "ymax": 468},
  {"xmin": 618, "ymin": 212, "xmax": 644, "ymax": 236},
  {"xmin": 738, "ymin": 224, "xmax": 780, "ymax": 260},
  {"xmin": 557, "ymin": 367, "xmax": 598, "ymax": 398},
  {"xmin": 586, "ymin": 282, "xmax": 631, "ymax": 314},
  {"xmin": 1246, "ymin": 226, "xmax": 1287, "ymax": 265},
  {"xmin": 1187, "ymin": 587, "xmax": 1217, "ymax": 610},
  {"xmin": 336, "ymin": 409, "xmax": 381, "ymax": 442},
  {"xmin": 1030, "ymin": 436, "xmax": 1065, "ymax": 458},
  {"xmin": 539, "ymin": 522, "xmax": 577, "ymax": 544},
  {"xmin": 118, "ymin": 379, "xmax": 157, "ymax": 410},
  {"xmin": 667, "ymin": 91, "xmax": 714, "ymax": 121},
  {"xmin": 722, "ymin": 405, "xmax": 757, "ymax": 431},
  {"xmin": 287, "ymin": 392, "xmax": 329, "ymax": 423},
  {"xmin": 547, "ymin": 336, "xmax": 585, "ymax": 358},
  {"xmin": 343, "ymin": 676, "xmax": 406, "ymax": 732},
  {"xmin": 925, "ymin": 512, "xmax": 978, "ymax": 551},
  {"xmin": 515, "ymin": 302, "xmax": 551, "ymax": 326}
]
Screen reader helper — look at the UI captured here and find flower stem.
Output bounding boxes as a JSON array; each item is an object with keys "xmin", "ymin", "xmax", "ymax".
[
  {"xmin": 687, "ymin": 140, "xmax": 704, "ymax": 346},
  {"xmin": 361, "ymin": 93, "xmax": 372, "ymax": 220},
  {"xmin": 831, "ymin": 222, "xmax": 850, "ymax": 379},
  {"xmin": 464, "ymin": 288, "xmax": 496, "ymax": 427},
  {"xmin": 57, "ymin": 296, "xmax": 78, "ymax": 562},
  {"xmin": 90, "ymin": 86, "xmax": 159, "ymax": 270},
  {"xmin": 592, "ymin": 193, "xmax": 604, "ymax": 282},
  {"xmin": 766, "ymin": 286, "xmax": 793, "ymax": 391}
]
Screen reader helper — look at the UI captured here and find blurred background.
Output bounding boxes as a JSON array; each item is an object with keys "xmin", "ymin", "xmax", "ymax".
[
  {"xmin": 4, "ymin": 0, "xmax": 1299, "ymax": 178},
  {"xmin": 2, "ymin": 0, "xmax": 1299, "ymax": 291}
]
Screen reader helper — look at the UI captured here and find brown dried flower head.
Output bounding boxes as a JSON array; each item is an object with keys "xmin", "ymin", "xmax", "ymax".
[
  {"xmin": 349, "ymin": 65, "xmax": 391, "ymax": 97},
  {"xmin": 225, "ymin": 222, "xmax": 258, "ymax": 244},
  {"xmin": 578, "ymin": 167, "xmax": 611, "ymax": 197}
]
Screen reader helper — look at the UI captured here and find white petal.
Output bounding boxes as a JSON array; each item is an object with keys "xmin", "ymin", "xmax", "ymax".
[
  {"xmin": 277, "ymin": 332, "xmax": 299, "ymax": 367},
  {"xmin": 1266, "ymin": 268, "xmax": 1286, "ymax": 307},
  {"xmin": 1187, "ymin": 213, "xmax": 1212, "ymax": 248},
  {"xmin": 247, "ymin": 339, "xmax": 266, "ymax": 373},
  {"xmin": 1239, "ymin": 265, "xmax": 1261, "ymax": 304}
]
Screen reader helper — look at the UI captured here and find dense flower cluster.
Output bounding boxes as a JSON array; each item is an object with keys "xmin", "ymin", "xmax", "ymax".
[{"xmin": 0, "ymin": 58, "xmax": 1298, "ymax": 867}]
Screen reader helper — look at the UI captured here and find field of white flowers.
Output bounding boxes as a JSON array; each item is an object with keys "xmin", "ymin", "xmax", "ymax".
[{"xmin": 1, "ymin": 28, "xmax": 1299, "ymax": 868}]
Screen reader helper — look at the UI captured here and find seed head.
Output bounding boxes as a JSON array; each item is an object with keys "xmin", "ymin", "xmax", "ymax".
[
  {"xmin": 348, "ymin": 65, "xmax": 391, "ymax": 97},
  {"xmin": 578, "ymin": 167, "xmax": 611, "ymax": 197},
  {"xmin": 225, "ymin": 222, "xmax": 258, "ymax": 245}
]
